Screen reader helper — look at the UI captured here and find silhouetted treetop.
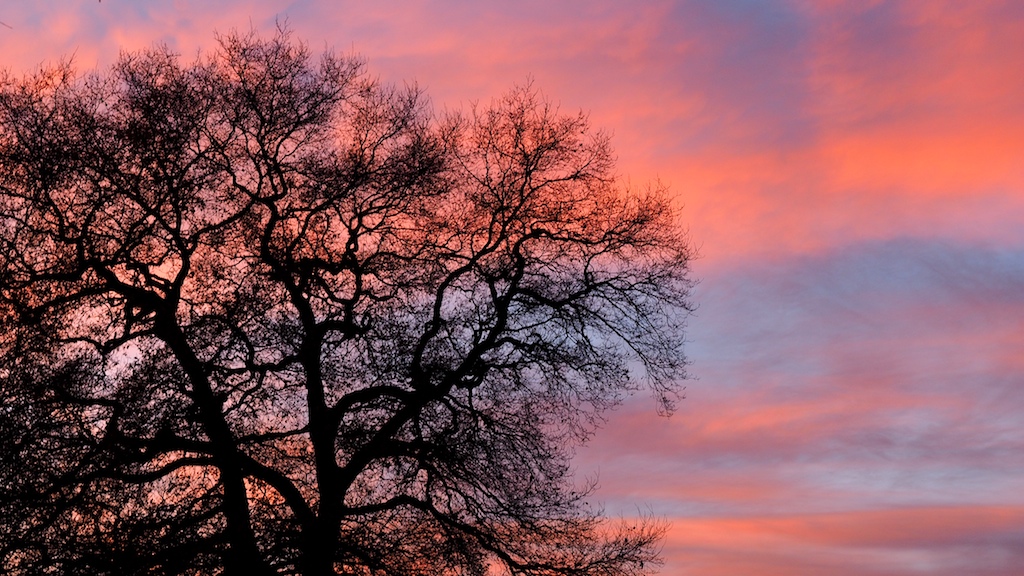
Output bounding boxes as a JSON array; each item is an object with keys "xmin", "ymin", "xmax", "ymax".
[{"xmin": 0, "ymin": 28, "xmax": 693, "ymax": 576}]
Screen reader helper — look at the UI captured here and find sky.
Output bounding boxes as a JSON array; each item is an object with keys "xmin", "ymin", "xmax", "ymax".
[{"xmin": 3, "ymin": 1, "xmax": 1023, "ymax": 574}]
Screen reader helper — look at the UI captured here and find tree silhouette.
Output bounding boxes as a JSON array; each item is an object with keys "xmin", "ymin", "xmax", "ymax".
[{"xmin": 0, "ymin": 29, "xmax": 693, "ymax": 576}]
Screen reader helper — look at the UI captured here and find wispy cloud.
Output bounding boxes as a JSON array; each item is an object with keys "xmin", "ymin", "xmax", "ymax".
[{"xmin": 665, "ymin": 506, "xmax": 1024, "ymax": 576}]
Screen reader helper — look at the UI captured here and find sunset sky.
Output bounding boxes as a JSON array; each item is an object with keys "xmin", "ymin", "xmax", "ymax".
[{"xmin": 3, "ymin": 1, "xmax": 1023, "ymax": 574}]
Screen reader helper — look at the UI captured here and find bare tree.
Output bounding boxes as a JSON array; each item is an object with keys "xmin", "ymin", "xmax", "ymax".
[{"xmin": 0, "ymin": 28, "xmax": 693, "ymax": 576}]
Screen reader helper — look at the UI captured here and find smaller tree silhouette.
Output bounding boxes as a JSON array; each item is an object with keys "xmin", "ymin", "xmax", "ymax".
[{"xmin": 0, "ymin": 28, "xmax": 693, "ymax": 576}]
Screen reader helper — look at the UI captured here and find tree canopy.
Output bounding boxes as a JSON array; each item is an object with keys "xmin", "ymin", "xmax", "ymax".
[{"xmin": 0, "ymin": 29, "xmax": 693, "ymax": 576}]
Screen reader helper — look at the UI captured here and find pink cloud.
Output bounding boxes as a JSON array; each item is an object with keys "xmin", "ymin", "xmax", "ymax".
[
  {"xmin": 6, "ymin": 1, "xmax": 1022, "ymax": 262},
  {"xmin": 659, "ymin": 506, "xmax": 1024, "ymax": 573},
  {"xmin": 663, "ymin": 506, "xmax": 1024, "ymax": 576}
]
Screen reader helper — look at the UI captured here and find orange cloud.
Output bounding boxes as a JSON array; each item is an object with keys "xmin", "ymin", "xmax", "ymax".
[{"xmin": 663, "ymin": 506, "xmax": 1024, "ymax": 575}]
